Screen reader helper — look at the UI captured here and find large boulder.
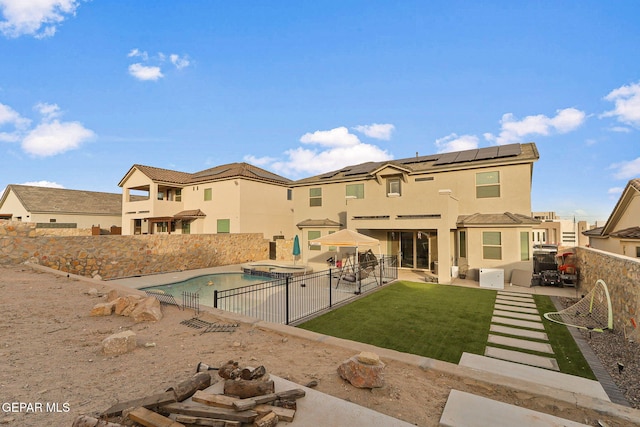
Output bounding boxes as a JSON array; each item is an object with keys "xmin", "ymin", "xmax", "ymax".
[
  {"xmin": 130, "ymin": 296, "xmax": 163, "ymax": 322},
  {"xmin": 337, "ymin": 352, "xmax": 385, "ymax": 389},
  {"xmin": 101, "ymin": 330, "xmax": 137, "ymax": 356},
  {"xmin": 90, "ymin": 302, "xmax": 115, "ymax": 317},
  {"xmin": 114, "ymin": 295, "xmax": 143, "ymax": 316}
]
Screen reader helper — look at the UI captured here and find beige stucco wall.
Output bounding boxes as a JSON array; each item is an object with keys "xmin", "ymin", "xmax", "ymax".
[
  {"xmin": 0, "ymin": 190, "xmax": 29, "ymax": 220},
  {"xmin": 0, "ymin": 221, "xmax": 268, "ymax": 279}
]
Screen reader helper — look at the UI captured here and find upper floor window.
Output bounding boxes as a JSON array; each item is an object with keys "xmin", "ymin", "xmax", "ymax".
[
  {"xmin": 346, "ymin": 183, "xmax": 364, "ymax": 199},
  {"xmin": 386, "ymin": 177, "xmax": 401, "ymax": 196},
  {"xmin": 175, "ymin": 189, "xmax": 182, "ymax": 202},
  {"xmin": 476, "ymin": 171, "xmax": 500, "ymax": 198},
  {"xmin": 204, "ymin": 188, "xmax": 212, "ymax": 201},
  {"xmin": 309, "ymin": 188, "xmax": 322, "ymax": 207},
  {"xmin": 157, "ymin": 191, "xmax": 164, "ymax": 200},
  {"xmin": 287, "ymin": 188, "xmax": 293, "ymax": 201}
]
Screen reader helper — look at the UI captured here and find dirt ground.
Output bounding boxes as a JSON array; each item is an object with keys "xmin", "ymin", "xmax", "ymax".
[{"xmin": 0, "ymin": 265, "xmax": 638, "ymax": 427}]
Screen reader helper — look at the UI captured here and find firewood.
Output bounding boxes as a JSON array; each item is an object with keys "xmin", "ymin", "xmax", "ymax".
[
  {"xmin": 102, "ymin": 391, "xmax": 177, "ymax": 418},
  {"xmin": 72, "ymin": 415, "xmax": 124, "ymax": 427},
  {"xmin": 128, "ymin": 406, "xmax": 185, "ymax": 427},
  {"xmin": 174, "ymin": 415, "xmax": 241, "ymax": 427},
  {"xmin": 167, "ymin": 372, "xmax": 213, "ymax": 401},
  {"xmin": 223, "ymin": 379, "xmax": 274, "ymax": 399},
  {"xmin": 191, "ymin": 390, "xmax": 239, "ymax": 409},
  {"xmin": 254, "ymin": 412, "xmax": 278, "ymax": 427},
  {"xmin": 161, "ymin": 402, "xmax": 258, "ymax": 424},
  {"xmin": 255, "ymin": 404, "xmax": 295, "ymax": 422},
  {"xmin": 232, "ymin": 388, "xmax": 306, "ymax": 411}
]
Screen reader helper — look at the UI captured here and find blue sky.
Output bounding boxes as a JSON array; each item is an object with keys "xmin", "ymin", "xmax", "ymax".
[{"xmin": 1, "ymin": 1, "xmax": 639, "ymax": 223}]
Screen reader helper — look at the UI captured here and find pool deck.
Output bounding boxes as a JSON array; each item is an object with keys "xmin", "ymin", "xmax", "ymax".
[{"xmin": 107, "ymin": 264, "xmax": 245, "ymax": 289}]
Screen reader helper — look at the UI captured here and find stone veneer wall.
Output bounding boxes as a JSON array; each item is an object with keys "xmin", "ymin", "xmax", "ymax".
[
  {"xmin": 0, "ymin": 221, "xmax": 268, "ymax": 279},
  {"xmin": 575, "ymin": 246, "xmax": 640, "ymax": 340}
]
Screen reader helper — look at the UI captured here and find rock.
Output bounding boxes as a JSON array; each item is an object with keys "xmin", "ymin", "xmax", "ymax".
[
  {"xmin": 130, "ymin": 296, "xmax": 162, "ymax": 322},
  {"xmin": 101, "ymin": 330, "xmax": 137, "ymax": 356},
  {"xmin": 338, "ymin": 354, "xmax": 385, "ymax": 389},
  {"xmin": 356, "ymin": 351, "xmax": 380, "ymax": 365},
  {"xmin": 107, "ymin": 289, "xmax": 119, "ymax": 302},
  {"xmin": 90, "ymin": 302, "xmax": 115, "ymax": 317},
  {"xmin": 86, "ymin": 288, "xmax": 99, "ymax": 296},
  {"xmin": 114, "ymin": 295, "xmax": 142, "ymax": 316}
]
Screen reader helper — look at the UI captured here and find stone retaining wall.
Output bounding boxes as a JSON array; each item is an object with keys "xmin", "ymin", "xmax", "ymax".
[
  {"xmin": 0, "ymin": 221, "xmax": 268, "ymax": 279},
  {"xmin": 575, "ymin": 246, "xmax": 640, "ymax": 340}
]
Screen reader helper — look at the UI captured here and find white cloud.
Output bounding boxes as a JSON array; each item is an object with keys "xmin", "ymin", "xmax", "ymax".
[
  {"xmin": 128, "ymin": 63, "xmax": 164, "ymax": 81},
  {"xmin": 300, "ymin": 126, "xmax": 361, "ymax": 147},
  {"xmin": 21, "ymin": 180, "xmax": 64, "ymax": 188},
  {"xmin": 434, "ymin": 133, "xmax": 479, "ymax": 153},
  {"xmin": 607, "ymin": 187, "xmax": 624, "ymax": 195},
  {"xmin": 610, "ymin": 157, "xmax": 640, "ymax": 180},
  {"xmin": 0, "ymin": 102, "xmax": 31, "ymax": 142},
  {"xmin": 170, "ymin": 54, "xmax": 190, "ymax": 70},
  {"xmin": 127, "ymin": 48, "xmax": 148, "ymax": 60},
  {"xmin": 486, "ymin": 108, "xmax": 586, "ymax": 145},
  {"xmin": 22, "ymin": 119, "xmax": 94, "ymax": 156},
  {"xmin": 34, "ymin": 102, "xmax": 61, "ymax": 121},
  {"xmin": 353, "ymin": 123, "xmax": 395, "ymax": 140},
  {"xmin": 601, "ymin": 81, "xmax": 640, "ymax": 127},
  {"xmin": 247, "ymin": 126, "xmax": 392, "ymax": 178},
  {"xmin": 0, "ymin": 0, "xmax": 81, "ymax": 39}
]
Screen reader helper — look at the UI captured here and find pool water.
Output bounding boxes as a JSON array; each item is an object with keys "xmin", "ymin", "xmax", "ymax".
[{"xmin": 142, "ymin": 273, "xmax": 275, "ymax": 303}]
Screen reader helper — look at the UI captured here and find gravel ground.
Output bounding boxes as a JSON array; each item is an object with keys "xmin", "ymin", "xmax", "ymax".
[{"xmin": 560, "ymin": 296, "xmax": 640, "ymax": 408}]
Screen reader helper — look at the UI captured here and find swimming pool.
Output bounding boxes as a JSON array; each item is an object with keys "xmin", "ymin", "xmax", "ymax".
[{"xmin": 141, "ymin": 273, "xmax": 276, "ymax": 304}]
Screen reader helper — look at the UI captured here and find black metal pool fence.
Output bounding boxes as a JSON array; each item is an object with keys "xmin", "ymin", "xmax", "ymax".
[{"xmin": 212, "ymin": 255, "xmax": 397, "ymax": 325}]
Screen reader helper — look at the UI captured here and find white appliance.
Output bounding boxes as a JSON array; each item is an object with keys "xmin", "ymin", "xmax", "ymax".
[{"xmin": 479, "ymin": 268, "xmax": 504, "ymax": 289}]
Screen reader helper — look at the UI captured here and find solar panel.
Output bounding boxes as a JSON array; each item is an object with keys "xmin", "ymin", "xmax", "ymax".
[
  {"xmin": 455, "ymin": 149, "xmax": 478, "ymax": 162},
  {"xmin": 343, "ymin": 162, "xmax": 377, "ymax": 176},
  {"xmin": 474, "ymin": 146, "xmax": 499, "ymax": 160},
  {"xmin": 432, "ymin": 152, "xmax": 459, "ymax": 165},
  {"xmin": 498, "ymin": 143, "xmax": 522, "ymax": 157}
]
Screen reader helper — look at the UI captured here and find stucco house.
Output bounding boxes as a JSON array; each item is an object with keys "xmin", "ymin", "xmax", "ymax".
[
  {"xmin": 0, "ymin": 184, "xmax": 123, "ymax": 229},
  {"xmin": 583, "ymin": 178, "xmax": 640, "ymax": 257},
  {"xmin": 292, "ymin": 142, "xmax": 540, "ymax": 283},
  {"xmin": 118, "ymin": 163, "xmax": 294, "ymax": 239}
]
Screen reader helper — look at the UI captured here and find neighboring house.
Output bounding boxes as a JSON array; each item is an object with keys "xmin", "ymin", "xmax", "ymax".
[
  {"xmin": 583, "ymin": 178, "xmax": 640, "ymax": 258},
  {"xmin": 531, "ymin": 211, "xmax": 590, "ymax": 247},
  {"xmin": 0, "ymin": 185, "xmax": 123, "ymax": 229},
  {"xmin": 118, "ymin": 163, "xmax": 294, "ymax": 239},
  {"xmin": 292, "ymin": 142, "xmax": 540, "ymax": 283}
]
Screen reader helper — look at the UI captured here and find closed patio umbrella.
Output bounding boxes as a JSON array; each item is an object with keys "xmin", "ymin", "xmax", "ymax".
[{"xmin": 292, "ymin": 235, "xmax": 301, "ymax": 264}]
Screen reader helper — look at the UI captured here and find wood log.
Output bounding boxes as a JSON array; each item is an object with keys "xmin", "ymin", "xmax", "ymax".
[
  {"xmin": 191, "ymin": 390, "xmax": 239, "ymax": 409},
  {"xmin": 128, "ymin": 406, "xmax": 185, "ymax": 427},
  {"xmin": 161, "ymin": 402, "xmax": 257, "ymax": 424},
  {"xmin": 72, "ymin": 415, "xmax": 124, "ymax": 427},
  {"xmin": 223, "ymin": 379, "xmax": 274, "ymax": 399},
  {"xmin": 103, "ymin": 372, "xmax": 212, "ymax": 417},
  {"xmin": 232, "ymin": 388, "xmax": 306, "ymax": 411},
  {"xmin": 102, "ymin": 391, "xmax": 177, "ymax": 418},
  {"xmin": 174, "ymin": 415, "xmax": 241, "ymax": 427},
  {"xmin": 254, "ymin": 404, "xmax": 295, "ymax": 422},
  {"xmin": 167, "ymin": 372, "xmax": 213, "ymax": 401},
  {"xmin": 254, "ymin": 412, "xmax": 278, "ymax": 427}
]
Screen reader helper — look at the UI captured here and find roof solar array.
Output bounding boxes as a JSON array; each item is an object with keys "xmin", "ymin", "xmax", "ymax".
[{"xmin": 432, "ymin": 143, "xmax": 521, "ymax": 165}]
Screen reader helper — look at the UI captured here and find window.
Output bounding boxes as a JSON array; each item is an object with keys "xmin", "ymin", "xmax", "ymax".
[
  {"xmin": 520, "ymin": 232, "xmax": 529, "ymax": 261},
  {"xmin": 287, "ymin": 189, "xmax": 292, "ymax": 201},
  {"xmin": 217, "ymin": 219, "xmax": 230, "ymax": 233},
  {"xmin": 157, "ymin": 222, "xmax": 168, "ymax": 233},
  {"xmin": 482, "ymin": 231, "xmax": 502, "ymax": 260},
  {"xmin": 175, "ymin": 189, "xmax": 182, "ymax": 202},
  {"xmin": 346, "ymin": 183, "xmax": 364, "ymax": 199},
  {"xmin": 476, "ymin": 171, "xmax": 500, "ymax": 198},
  {"xmin": 204, "ymin": 188, "xmax": 212, "ymax": 201},
  {"xmin": 157, "ymin": 191, "xmax": 164, "ymax": 200},
  {"xmin": 387, "ymin": 177, "xmax": 401, "ymax": 196},
  {"xmin": 459, "ymin": 231, "xmax": 467, "ymax": 258},
  {"xmin": 636, "ymin": 247, "xmax": 640, "ymax": 258},
  {"xmin": 308, "ymin": 230, "xmax": 321, "ymax": 250},
  {"xmin": 49, "ymin": 219, "xmax": 57, "ymax": 223},
  {"xmin": 182, "ymin": 221, "xmax": 190, "ymax": 234},
  {"xmin": 309, "ymin": 188, "xmax": 322, "ymax": 207},
  {"xmin": 328, "ymin": 230, "xmax": 337, "ymax": 252}
]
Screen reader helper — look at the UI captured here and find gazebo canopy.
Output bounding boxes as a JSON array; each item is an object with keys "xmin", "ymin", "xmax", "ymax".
[{"xmin": 310, "ymin": 229, "xmax": 379, "ymax": 247}]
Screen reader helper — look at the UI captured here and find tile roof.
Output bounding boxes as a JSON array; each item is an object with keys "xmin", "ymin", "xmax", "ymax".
[
  {"xmin": 609, "ymin": 226, "xmax": 640, "ymax": 239},
  {"xmin": 296, "ymin": 218, "xmax": 342, "ymax": 228},
  {"xmin": 457, "ymin": 212, "xmax": 540, "ymax": 226},
  {"xmin": 295, "ymin": 142, "xmax": 539, "ymax": 185},
  {"xmin": 582, "ymin": 226, "xmax": 604, "ymax": 237},
  {"xmin": 3, "ymin": 185, "xmax": 122, "ymax": 215},
  {"xmin": 125, "ymin": 162, "xmax": 292, "ymax": 187}
]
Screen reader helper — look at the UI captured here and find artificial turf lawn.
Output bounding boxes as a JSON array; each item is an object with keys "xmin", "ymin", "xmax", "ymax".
[
  {"xmin": 298, "ymin": 281, "xmax": 596, "ymax": 378},
  {"xmin": 298, "ymin": 281, "xmax": 496, "ymax": 364}
]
